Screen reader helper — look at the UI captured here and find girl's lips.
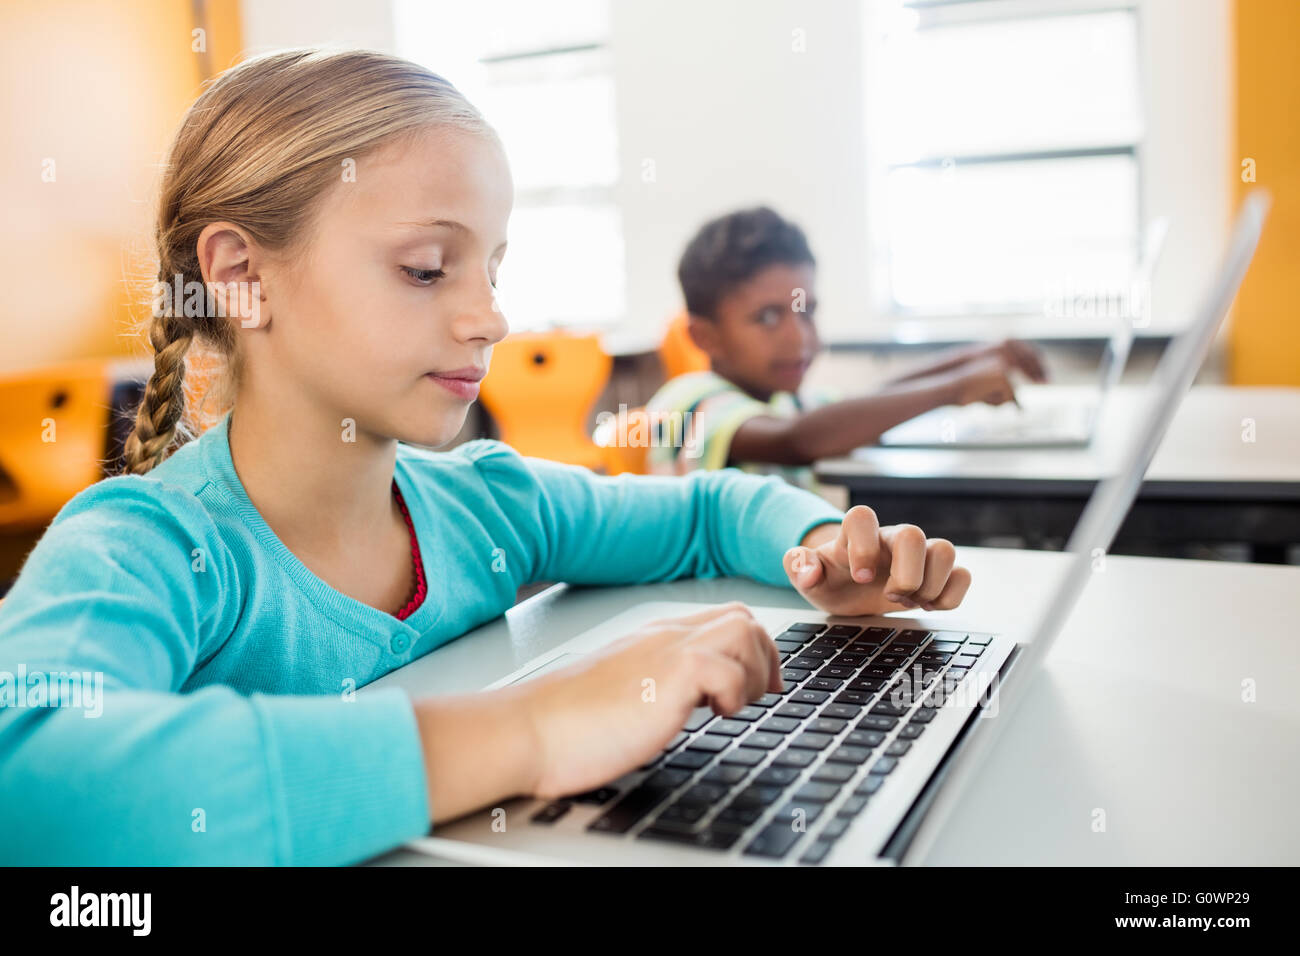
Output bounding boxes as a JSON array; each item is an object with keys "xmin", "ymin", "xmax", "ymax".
[{"xmin": 425, "ymin": 373, "xmax": 481, "ymax": 401}]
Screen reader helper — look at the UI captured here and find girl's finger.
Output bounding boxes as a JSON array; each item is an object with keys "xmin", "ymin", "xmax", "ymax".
[
  {"xmin": 653, "ymin": 600, "xmax": 752, "ymax": 627},
  {"xmin": 783, "ymin": 546, "xmax": 826, "ymax": 591},
  {"xmin": 914, "ymin": 538, "xmax": 957, "ymax": 605},
  {"xmin": 878, "ymin": 524, "xmax": 926, "ymax": 601},
  {"xmin": 926, "ymin": 565, "xmax": 972, "ymax": 610},
  {"xmin": 838, "ymin": 505, "xmax": 881, "ymax": 583}
]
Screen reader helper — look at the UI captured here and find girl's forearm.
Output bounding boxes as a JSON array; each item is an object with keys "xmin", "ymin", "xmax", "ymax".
[{"xmin": 413, "ymin": 685, "xmax": 542, "ymax": 825}]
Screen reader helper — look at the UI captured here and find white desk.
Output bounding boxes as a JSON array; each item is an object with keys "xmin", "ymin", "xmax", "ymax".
[
  {"xmin": 814, "ymin": 385, "xmax": 1300, "ymax": 560},
  {"xmin": 366, "ymin": 546, "xmax": 1300, "ymax": 866}
]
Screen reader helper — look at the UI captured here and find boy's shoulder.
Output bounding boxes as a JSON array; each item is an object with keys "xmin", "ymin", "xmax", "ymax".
[{"xmin": 647, "ymin": 370, "xmax": 753, "ymax": 414}]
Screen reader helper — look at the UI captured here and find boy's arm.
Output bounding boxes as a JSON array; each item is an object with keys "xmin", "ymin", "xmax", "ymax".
[
  {"xmin": 728, "ymin": 373, "xmax": 964, "ymax": 464},
  {"xmin": 885, "ymin": 338, "xmax": 1048, "ymax": 386},
  {"xmin": 0, "ymin": 480, "xmax": 430, "ymax": 865}
]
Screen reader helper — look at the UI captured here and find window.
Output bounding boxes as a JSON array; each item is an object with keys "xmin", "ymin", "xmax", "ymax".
[
  {"xmin": 393, "ymin": 0, "xmax": 625, "ymax": 331},
  {"xmin": 863, "ymin": 0, "xmax": 1146, "ymax": 326}
]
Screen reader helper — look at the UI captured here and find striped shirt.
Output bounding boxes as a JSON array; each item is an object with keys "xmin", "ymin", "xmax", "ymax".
[{"xmin": 645, "ymin": 370, "xmax": 838, "ymax": 493}]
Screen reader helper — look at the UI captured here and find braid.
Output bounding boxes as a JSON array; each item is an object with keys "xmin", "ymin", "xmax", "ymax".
[{"xmin": 122, "ymin": 293, "xmax": 195, "ymax": 476}]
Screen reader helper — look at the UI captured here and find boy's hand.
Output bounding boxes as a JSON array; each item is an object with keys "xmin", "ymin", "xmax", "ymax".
[
  {"xmin": 969, "ymin": 338, "xmax": 1048, "ymax": 383},
  {"xmin": 783, "ymin": 506, "xmax": 971, "ymax": 617}
]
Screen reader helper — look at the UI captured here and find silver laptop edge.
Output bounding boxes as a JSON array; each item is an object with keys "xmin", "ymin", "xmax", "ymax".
[
  {"xmin": 393, "ymin": 192, "xmax": 1268, "ymax": 867},
  {"xmin": 900, "ymin": 191, "xmax": 1269, "ymax": 864}
]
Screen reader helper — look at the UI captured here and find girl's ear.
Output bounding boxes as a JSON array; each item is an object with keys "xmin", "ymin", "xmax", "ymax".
[{"xmin": 196, "ymin": 220, "xmax": 271, "ymax": 330}]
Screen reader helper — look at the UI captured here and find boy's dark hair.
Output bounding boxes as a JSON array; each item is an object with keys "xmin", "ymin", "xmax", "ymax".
[{"xmin": 677, "ymin": 206, "xmax": 816, "ymax": 320}]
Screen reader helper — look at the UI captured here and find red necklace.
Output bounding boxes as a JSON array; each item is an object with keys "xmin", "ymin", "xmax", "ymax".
[{"xmin": 391, "ymin": 480, "xmax": 427, "ymax": 620}]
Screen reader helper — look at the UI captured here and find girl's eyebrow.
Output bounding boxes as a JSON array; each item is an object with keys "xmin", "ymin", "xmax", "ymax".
[{"xmin": 395, "ymin": 217, "xmax": 508, "ymax": 252}]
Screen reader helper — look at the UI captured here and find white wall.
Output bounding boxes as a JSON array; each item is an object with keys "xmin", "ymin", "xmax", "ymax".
[
  {"xmin": 238, "ymin": 0, "xmax": 395, "ymax": 56},
  {"xmin": 238, "ymin": 0, "xmax": 1233, "ymax": 352}
]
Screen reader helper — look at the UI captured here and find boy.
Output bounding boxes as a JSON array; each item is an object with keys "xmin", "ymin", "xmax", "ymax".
[{"xmin": 646, "ymin": 206, "xmax": 1047, "ymax": 491}]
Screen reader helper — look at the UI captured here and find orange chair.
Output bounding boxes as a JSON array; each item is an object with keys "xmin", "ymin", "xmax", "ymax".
[
  {"xmin": 592, "ymin": 405, "xmax": 652, "ymax": 476},
  {"xmin": 0, "ymin": 359, "xmax": 114, "ymax": 531},
  {"xmin": 478, "ymin": 332, "xmax": 613, "ymax": 471},
  {"xmin": 658, "ymin": 310, "xmax": 710, "ymax": 380}
]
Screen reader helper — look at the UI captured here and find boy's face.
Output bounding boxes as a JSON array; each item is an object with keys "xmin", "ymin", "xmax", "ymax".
[{"xmin": 689, "ymin": 262, "xmax": 821, "ymax": 401}]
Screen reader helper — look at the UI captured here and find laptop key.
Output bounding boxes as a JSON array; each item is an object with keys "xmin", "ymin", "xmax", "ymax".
[
  {"xmin": 820, "ymin": 816, "xmax": 851, "ymax": 841},
  {"xmin": 827, "ymin": 744, "xmax": 872, "ymax": 765},
  {"xmin": 834, "ymin": 690, "xmax": 873, "ymax": 706},
  {"xmin": 885, "ymin": 740, "xmax": 912, "ymax": 757},
  {"xmin": 721, "ymin": 748, "xmax": 766, "ymax": 766},
  {"xmin": 809, "ymin": 716, "xmax": 848, "ymax": 734},
  {"xmin": 687, "ymin": 734, "xmax": 732, "ymax": 753},
  {"xmin": 776, "ymin": 702, "xmax": 816, "ymax": 719},
  {"xmin": 822, "ymin": 704, "xmax": 861, "ymax": 720},
  {"xmin": 799, "ymin": 839, "xmax": 835, "ymax": 865},
  {"xmin": 732, "ymin": 785, "xmax": 784, "ymax": 809},
  {"xmin": 857, "ymin": 714, "xmax": 897, "ymax": 731},
  {"xmin": 811, "ymin": 762, "xmax": 856, "ymax": 785},
  {"xmin": 638, "ymin": 825, "xmax": 740, "ymax": 850},
  {"xmin": 684, "ymin": 706, "xmax": 716, "ymax": 732},
  {"xmin": 869, "ymin": 757, "xmax": 899, "ymax": 776},
  {"xmin": 785, "ymin": 622, "xmax": 825, "ymax": 633},
  {"xmin": 792, "ymin": 689, "xmax": 831, "ymax": 705},
  {"xmin": 645, "ymin": 768, "xmax": 692, "ymax": 791},
  {"xmin": 772, "ymin": 748, "xmax": 817, "ymax": 769},
  {"xmin": 789, "ymin": 731, "xmax": 834, "ymax": 751},
  {"xmin": 966, "ymin": 633, "xmax": 993, "ymax": 645},
  {"xmin": 708, "ymin": 720, "xmax": 749, "ymax": 737},
  {"xmin": 756, "ymin": 693, "xmax": 783, "ymax": 708},
  {"xmin": 531, "ymin": 801, "xmax": 572, "ymax": 824},
  {"xmin": 754, "ymin": 765, "xmax": 802, "ymax": 787},
  {"xmin": 929, "ymin": 641, "xmax": 963, "ymax": 653},
  {"xmin": 898, "ymin": 723, "xmax": 925, "ymax": 740},
  {"xmin": 572, "ymin": 787, "xmax": 619, "ymax": 805},
  {"xmin": 837, "ymin": 795, "xmax": 870, "ymax": 817},
  {"xmin": 702, "ymin": 765, "xmax": 750, "ymax": 785},
  {"xmin": 757, "ymin": 716, "xmax": 800, "ymax": 735},
  {"xmin": 806, "ymin": 677, "xmax": 844, "ymax": 692},
  {"xmin": 910, "ymin": 708, "xmax": 938, "ymax": 724},
  {"xmin": 589, "ymin": 786, "xmax": 670, "ymax": 833},
  {"xmin": 870, "ymin": 701, "xmax": 910, "ymax": 718},
  {"xmin": 824, "ymin": 625, "xmax": 861, "ymax": 638},
  {"xmin": 855, "ymin": 776, "xmax": 885, "ymax": 796},
  {"xmin": 793, "ymin": 782, "xmax": 842, "ymax": 804},
  {"xmin": 844, "ymin": 729, "xmax": 885, "ymax": 748},
  {"xmin": 715, "ymin": 804, "xmax": 763, "ymax": 828},
  {"xmin": 729, "ymin": 706, "xmax": 765, "ymax": 722},
  {"xmin": 744, "ymin": 823, "xmax": 804, "ymax": 859},
  {"xmin": 779, "ymin": 800, "xmax": 825, "ymax": 824},
  {"xmin": 739, "ymin": 731, "xmax": 783, "ymax": 750},
  {"xmin": 677, "ymin": 782, "xmax": 730, "ymax": 807},
  {"xmin": 665, "ymin": 751, "xmax": 712, "ymax": 770}
]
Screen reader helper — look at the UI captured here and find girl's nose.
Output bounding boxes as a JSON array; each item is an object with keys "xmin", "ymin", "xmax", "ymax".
[{"xmin": 453, "ymin": 285, "xmax": 510, "ymax": 345}]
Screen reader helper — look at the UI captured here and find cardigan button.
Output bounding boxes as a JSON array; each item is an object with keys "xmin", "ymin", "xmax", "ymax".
[{"xmin": 390, "ymin": 634, "xmax": 410, "ymax": 654}]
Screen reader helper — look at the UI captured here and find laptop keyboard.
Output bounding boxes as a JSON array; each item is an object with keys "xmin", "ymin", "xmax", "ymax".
[{"xmin": 528, "ymin": 622, "xmax": 994, "ymax": 863}]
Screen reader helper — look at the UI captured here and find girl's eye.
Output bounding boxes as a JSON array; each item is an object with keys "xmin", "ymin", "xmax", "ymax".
[
  {"xmin": 756, "ymin": 307, "xmax": 782, "ymax": 326},
  {"xmin": 401, "ymin": 266, "xmax": 446, "ymax": 286}
]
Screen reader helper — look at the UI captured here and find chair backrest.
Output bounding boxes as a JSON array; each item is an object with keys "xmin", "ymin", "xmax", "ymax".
[
  {"xmin": 478, "ymin": 332, "xmax": 613, "ymax": 470},
  {"xmin": 592, "ymin": 405, "xmax": 651, "ymax": 475},
  {"xmin": 0, "ymin": 359, "xmax": 114, "ymax": 531},
  {"xmin": 659, "ymin": 310, "xmax": 710, "ymax": 380}
]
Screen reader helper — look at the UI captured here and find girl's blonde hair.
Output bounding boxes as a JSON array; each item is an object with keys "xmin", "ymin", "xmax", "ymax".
[{"xmin": 122, "ymin": 48, "xmax": 498, "ymax": 475}]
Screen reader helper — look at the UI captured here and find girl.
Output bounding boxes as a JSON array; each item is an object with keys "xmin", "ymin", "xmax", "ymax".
[{"xmin": 0, "ymin": 49, "xmax": 970, "ymax": 865}]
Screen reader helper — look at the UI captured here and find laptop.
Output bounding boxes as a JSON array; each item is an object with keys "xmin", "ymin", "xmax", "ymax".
[
  {"xmin": 380, "ymin": 194, "xmax": 1266, "ymax": 866},
  {"xmin": 878, "ymin": 218, "xmax": 1170, "ymax": 449}
]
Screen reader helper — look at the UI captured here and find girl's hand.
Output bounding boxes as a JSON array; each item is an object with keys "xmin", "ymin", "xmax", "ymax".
[
  {"xmin": 520, "ymin": 602, "xmax": 781, "ymax": 801},
  {"xmin": 783, "ymin": 506, "xmax": 971, "ymax": 617}
]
